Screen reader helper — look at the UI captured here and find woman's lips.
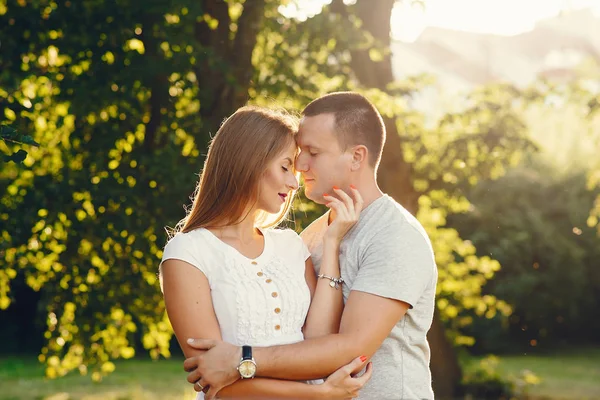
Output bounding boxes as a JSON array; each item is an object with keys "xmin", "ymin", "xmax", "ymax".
[{"xmin": 278, "ymin": 193, "xmax": 287, "ymax": 202}]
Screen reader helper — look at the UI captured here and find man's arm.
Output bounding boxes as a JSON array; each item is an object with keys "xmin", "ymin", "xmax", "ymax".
[
  {"xmin": 187, "ymin": 291, "xmax": 409, "ymax": 385},
  {"xmin": 255, "ymin": 290, "xmax": 409, "ymax": 380},
  {"xmin": 187, "ymin": 223, "xmax": 434, "ymax": 388},
  {"xmin": 215, "ymin": 356, "xmax": 372, "ymax": 400}
]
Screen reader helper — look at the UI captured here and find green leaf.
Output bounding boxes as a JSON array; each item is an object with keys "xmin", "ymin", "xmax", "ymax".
[
  {"xmin": 4, "ymin": 149, "xmax": 28, "ymax": 164},
  {"xmin": 0, "ymin": 125, "xmax": 40, "ymax": 146}
]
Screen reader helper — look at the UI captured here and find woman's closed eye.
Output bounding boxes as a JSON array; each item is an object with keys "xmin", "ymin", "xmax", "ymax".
[{"xmin": 282, "ymin": 166, "xmax": 289, "ymax": 172}]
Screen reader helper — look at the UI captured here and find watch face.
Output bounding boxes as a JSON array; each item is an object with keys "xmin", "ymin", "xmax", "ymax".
[{"xmin": 238, "ymin": 360, "xmax": 256, "ymax": 378}]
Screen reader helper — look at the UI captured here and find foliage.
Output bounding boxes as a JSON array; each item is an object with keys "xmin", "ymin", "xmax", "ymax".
[
  {"xmin": 399, "ymin": 83, "xmax": 541, "ymax": 344},
  {"xmin": 0, "ymin": 124, "xmax": 40, "ymax": 164},
  {"xmin": 0, "ymin": 0, "xmax": 540, "ymax": 382},
  {"xmin": 523, "ymin": 61, "xmax": 600, "ymax": 236},
  {"xmin": 0, "ymin": 0, "xmax": 226, "ymax": 380},
  {"xmin": 451, "ymin": 164, "xmax": 600, "ymax": 350},
  {"xmin": 461, "ymin": 355, "xmax": 540, "ymax": 400}
]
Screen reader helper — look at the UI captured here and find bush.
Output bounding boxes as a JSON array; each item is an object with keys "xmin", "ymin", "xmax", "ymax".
[
  {"xmin": 461, "ymin": 355, "xmax": 540, "ymax": 400},
  {"xmin": 450, "ymin": 163, "xmax": 600, "ymax": 352}
]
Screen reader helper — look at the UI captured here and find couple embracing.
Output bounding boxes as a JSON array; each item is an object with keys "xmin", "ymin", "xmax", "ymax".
[{"xmin": 159, "ymin": 92, "xmax": 437, "ymax": 400}]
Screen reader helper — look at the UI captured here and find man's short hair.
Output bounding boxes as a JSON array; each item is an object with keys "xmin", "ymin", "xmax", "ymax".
[{"xmin": 302, "ymin": 92, "xmax": 386, "ymax": 168}]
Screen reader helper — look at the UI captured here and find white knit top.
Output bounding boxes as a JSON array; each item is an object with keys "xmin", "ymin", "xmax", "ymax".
[{"xmin": 160, "ymin": 227, "xmax": 312, "ymax": 347}]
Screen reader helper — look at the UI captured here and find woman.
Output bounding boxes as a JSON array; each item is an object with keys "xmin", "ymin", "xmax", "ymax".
[{"xmin": 159, "ymin": 106, "xmax": 371, "ymax": 399}]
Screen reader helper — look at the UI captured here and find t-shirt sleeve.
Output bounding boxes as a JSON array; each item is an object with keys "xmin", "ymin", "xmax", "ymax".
[
  {"xmin": 300, "ymin": 237, "xmax": 311, "ymax": 262},
  {"xmin": 351, "ymin": 225, "xmax": 435, "ymax": 308},
  {"xmin": 283, "ymin": 229, "xmax": 311, "ymax": 263},
  {"xmin": 159, "ymin": 233, "xmax": 210, "ymax": 278}
]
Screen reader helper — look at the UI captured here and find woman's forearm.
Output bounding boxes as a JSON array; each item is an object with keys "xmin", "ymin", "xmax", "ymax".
[
  {"xmin": 215, "ymin": 378, "xmax": 324, "ymax": 399},
  {"xmin": 303, "ymin": 239, "xmax": 344, "ymax": 338}
]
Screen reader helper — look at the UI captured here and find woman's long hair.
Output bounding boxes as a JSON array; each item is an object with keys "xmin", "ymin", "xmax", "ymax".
[{"xmin": 175, "ymin": 106, "xmax": 298, "ymax": 234}]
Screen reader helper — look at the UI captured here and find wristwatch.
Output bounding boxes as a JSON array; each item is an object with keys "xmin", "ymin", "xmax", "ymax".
[{"xmin": 237, "ymin": 345, "xmax": 257, "ymax": 379}]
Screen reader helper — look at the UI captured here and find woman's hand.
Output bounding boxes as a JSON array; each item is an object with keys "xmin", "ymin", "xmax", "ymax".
[
  {"xmin": 323, "ymin": 186, "xmax": 364, "ymax": 244},
  {"xmin": 319, "ymin": 356, "xmax": 373, "ymax": 399}
]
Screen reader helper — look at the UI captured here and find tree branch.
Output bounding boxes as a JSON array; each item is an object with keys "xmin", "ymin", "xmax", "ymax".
[
  {"xmin": 195, "ymin": 0, "xmax": 232, "ymax": 122},
  {"xmin": 228, "ymin": 0, "xmax": 266, "ymax": 109}
]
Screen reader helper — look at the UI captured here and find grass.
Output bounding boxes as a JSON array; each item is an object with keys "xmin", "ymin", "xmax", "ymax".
[
  {"xmin": 1, "ymin": 347, "xmax": 599, "ymax": 399},
  {"xmin": 465, "ymin": 347, "xmax": 600, "ymax": 400},
  {"xmin": 0, "ymin": 356, "xmax": 195, "ymax": 400}
]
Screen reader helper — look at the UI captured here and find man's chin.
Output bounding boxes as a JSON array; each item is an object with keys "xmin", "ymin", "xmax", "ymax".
[{"xmin": 303, "ymin": 188, "xmax": 323, "ymax": 204}]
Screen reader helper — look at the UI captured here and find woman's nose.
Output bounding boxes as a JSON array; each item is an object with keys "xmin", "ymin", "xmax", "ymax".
[{"xmin": 287, "ymin": 175, "xmax": 299, "ymax": 191}]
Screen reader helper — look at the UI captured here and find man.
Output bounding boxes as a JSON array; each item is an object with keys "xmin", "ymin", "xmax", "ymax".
[{"xmin": 185, "ymin": 92, "xmax": 438, "ymax": 399}]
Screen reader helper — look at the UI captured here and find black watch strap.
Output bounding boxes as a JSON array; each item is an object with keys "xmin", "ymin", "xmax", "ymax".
[{"xmin": 242, "ymin": 345, "xmax": 252, "ymax": 361}]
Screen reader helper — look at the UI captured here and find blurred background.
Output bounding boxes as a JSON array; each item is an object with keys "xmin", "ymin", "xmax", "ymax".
[{"xmin": 1, "ymin": 0, "xmax": 599, "ymax": 399}]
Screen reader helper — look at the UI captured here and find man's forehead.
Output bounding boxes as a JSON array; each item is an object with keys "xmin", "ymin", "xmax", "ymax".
[{"xmin": 298, "ymin": 114, "xmax": 335, "ymax": 146}]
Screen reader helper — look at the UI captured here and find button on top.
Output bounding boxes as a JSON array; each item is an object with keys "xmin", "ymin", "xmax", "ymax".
[{"xmin": 251, "ymin": 261, "xmax": 258, "ymax": 265}]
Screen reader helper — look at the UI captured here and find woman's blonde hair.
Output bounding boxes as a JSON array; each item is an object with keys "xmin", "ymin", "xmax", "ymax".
[{"xmin": 176, "ymin": 106, "xmax": 298, "ymax": 234}]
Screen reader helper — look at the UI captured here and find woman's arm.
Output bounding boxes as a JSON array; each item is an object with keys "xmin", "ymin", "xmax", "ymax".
[
  {"xmin": 302, "ymin": 241, "xmax": 344, "ymax": 338},
  {"xmin": 302, "ymin": 187, "xmax": 364, "ymax": 338},
  {"xmin": 161, "ymin": 259, "xmax": 325, "ymax": 399},
  {"xmin": 215, "ymin": 378, "xmax": 322, "ymax": 399},
  {"xmin": 216, "ymin": 356, "xmax": 373, "ymax": 400},
  {"xmin": 161, "ymin": 259, "xmax": 222, "ymax": 357}
]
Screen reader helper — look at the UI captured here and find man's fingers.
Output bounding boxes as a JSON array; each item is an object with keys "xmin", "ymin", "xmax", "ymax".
[
  {"xmin": 183, "ymin": 355, "xmax": 201, "ymax": 372},
  {"xmin": 193, "ymin": 378, "xmax": 209, "ymax": 393},
  {"xmin": 186, "ymin": 368, "xmax": 202, "ymax": 384},
  {"xmin": 205, "ymin": 386, "xmax": 220, "ymax": 400},
  {"xmin": 187, "ymin": 338, "xmax": 217, "ymax": 350}
]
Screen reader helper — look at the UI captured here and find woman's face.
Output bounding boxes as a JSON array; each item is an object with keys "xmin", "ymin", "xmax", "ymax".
[{"xmin": 256, "ymin": 140, "xmax": 299, "ymax": 214}]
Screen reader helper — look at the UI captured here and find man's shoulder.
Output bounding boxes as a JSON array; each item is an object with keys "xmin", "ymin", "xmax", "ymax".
[
  {"xmin": 364, "ymin": 196, "xmax": 425, "ymax": 232},
  {"xmin": 300, "ymin": 212, "xmax": 329, "ymax": 252},
  {"xmin": 359, "ymin": 195, "xmax": 432, "ymax": 250},
  {"xmin": 299, "ymin": 212, "xmax": 328, "ymax": 238}
]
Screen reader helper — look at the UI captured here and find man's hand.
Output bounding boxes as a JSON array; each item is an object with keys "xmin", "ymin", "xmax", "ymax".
[{"xmin": 183, "ymin": 338, "xmax": 242, "ymax": 400}]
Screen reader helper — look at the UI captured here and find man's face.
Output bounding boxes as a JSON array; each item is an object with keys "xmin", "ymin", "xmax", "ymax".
[{"xmin": 295, "ymin": 113, "xmax": 352, "ymax": 204}]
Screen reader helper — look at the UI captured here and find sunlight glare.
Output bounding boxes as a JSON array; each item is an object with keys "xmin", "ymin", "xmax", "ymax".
[{"xmin": 391, "ymin": 0, "xmax": 600, "ymax": 42}]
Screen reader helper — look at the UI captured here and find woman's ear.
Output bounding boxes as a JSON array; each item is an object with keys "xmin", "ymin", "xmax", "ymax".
[{"xmin": 351, "ymin": 145, "xmax": 368, "ymax": 171}]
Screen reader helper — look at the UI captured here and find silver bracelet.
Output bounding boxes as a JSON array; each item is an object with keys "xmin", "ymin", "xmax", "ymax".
[{"xmin": 317, "ymin": 274, "xmax": 344, "ymax": 290}]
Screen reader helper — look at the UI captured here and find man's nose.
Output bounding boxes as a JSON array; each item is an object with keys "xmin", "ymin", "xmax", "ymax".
[{"xmin": 295, "ymin": 154, "xmax": 308, "ymax": 172}]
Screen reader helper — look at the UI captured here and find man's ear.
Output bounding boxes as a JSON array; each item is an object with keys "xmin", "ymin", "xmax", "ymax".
[{"xmin": 350, "ymin": 145, "xmax": 368, "ymax": 171}]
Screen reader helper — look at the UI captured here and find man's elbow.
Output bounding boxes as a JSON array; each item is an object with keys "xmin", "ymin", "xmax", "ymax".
[
  {"xmin": 303, "ymin": 323, "xmax": 341, "ymax": 340},
  {"xmin": 322, "ymin": 333, "xmax": 369, "ymax": 372},
  {"xmin": 335, "ymin": 333, "xmax": 381, "ymax": 374}
]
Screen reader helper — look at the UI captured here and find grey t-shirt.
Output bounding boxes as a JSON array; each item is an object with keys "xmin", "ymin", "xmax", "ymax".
[{"xmin": 301, "ymin": 194, "xmax": 437, "ymax": 400}]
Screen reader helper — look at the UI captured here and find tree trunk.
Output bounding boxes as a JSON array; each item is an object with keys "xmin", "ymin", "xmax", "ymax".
[
  {"xmin": 347, "ymin": 1, "xmax": 462, "ymax": 397},
  {"xmin": 196, "ymin": 0, "xmax": 266, "ymax": 133}
]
